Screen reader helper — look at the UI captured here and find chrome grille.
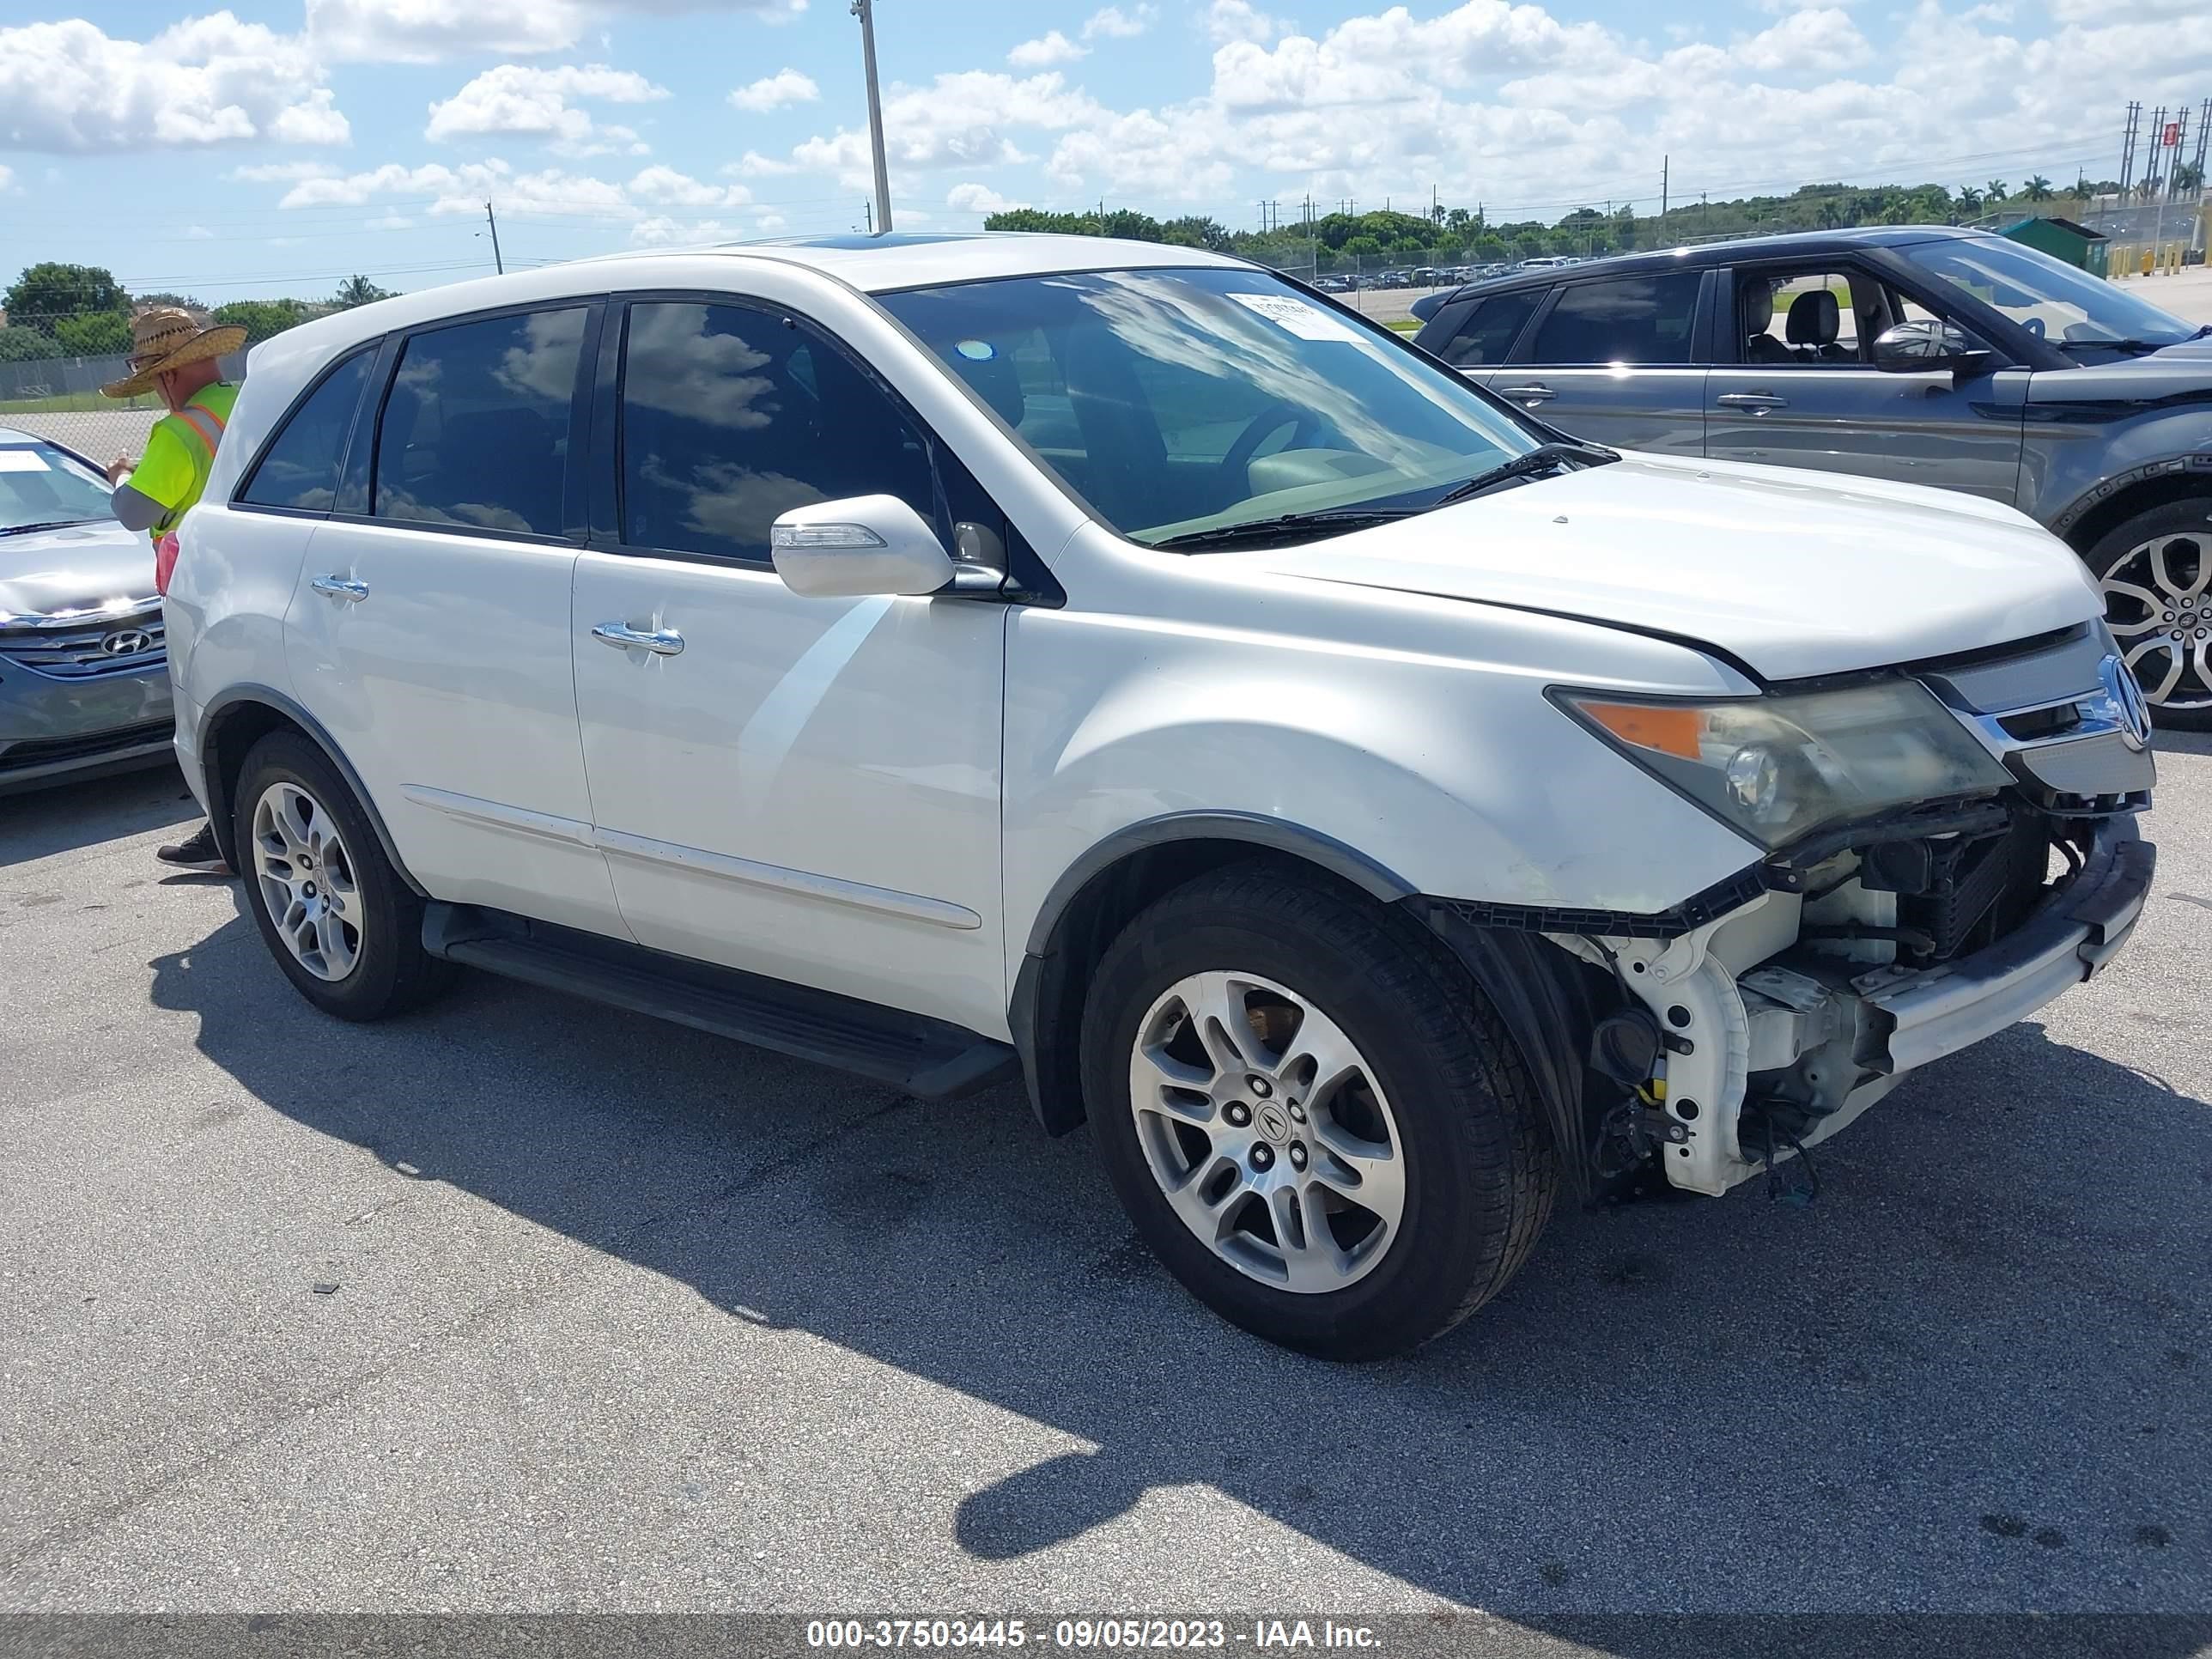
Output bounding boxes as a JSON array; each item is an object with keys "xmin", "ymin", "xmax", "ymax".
[
  {"xmin": 0, "ymin": 608, "xmax": 167, "ymax": 679},
  {"xmin": 1918, "ymin": 627, "xmax": 2155, "ymax": 812}
]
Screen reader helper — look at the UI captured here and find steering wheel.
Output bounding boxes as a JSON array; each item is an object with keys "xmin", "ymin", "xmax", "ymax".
[{"xmin": 1220, "ymin": 398, "xmax": 1326, "ymax": 489}]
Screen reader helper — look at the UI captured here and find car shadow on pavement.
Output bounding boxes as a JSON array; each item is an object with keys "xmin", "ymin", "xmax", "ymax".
[
  {"xmin": 148, "ymin": 900, "xmax": 2211, "ymax": 1621},
  {"xmin": 0, "ymin": 763, "xmax": 192, "ymax": 868}
]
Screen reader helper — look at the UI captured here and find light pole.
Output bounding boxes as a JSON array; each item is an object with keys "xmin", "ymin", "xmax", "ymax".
[{"xmin": 851, "ymin": 0, "xmax": 893, "ymax": 236}]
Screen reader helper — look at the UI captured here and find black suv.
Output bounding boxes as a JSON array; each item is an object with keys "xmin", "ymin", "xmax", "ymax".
[{"xmin": 1410, "ymin": 227, "xmax": 2212, "ymax": 724}]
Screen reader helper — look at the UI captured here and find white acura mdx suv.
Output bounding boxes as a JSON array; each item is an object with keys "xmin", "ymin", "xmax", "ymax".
[{"xmin": 167, "ymin": 234, "xmax": 2156, "ymax": 1358}]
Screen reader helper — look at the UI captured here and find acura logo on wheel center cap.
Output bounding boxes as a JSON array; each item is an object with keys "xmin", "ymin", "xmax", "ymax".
[{"xmin": 1255, "ymin": 1103, "xmax": 1291, "ymax": 1144}]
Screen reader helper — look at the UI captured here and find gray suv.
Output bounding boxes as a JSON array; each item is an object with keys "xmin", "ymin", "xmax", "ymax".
[
  {"xmin": 1411, "ymin": 228, "xmax": 2212, "ymax": 724},
  {"xmin": 0, "ymin": 428, "xmax": 173, "ymax": 791}
]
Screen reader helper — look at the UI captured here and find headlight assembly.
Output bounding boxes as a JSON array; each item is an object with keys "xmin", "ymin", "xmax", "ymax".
[{"xmin": 1557, "ymin": 678, "xmax": 2012, "ymax": 850}]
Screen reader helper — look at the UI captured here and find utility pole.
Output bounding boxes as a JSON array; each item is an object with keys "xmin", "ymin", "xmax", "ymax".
[
  {"xmin": 483, "ymin": 200, "xmax": 503, "ymax": 274},
  {"xmin": 1661, "ymin": 155, "xmax": 1669, "ymax": 225},
  {"xmin": 864, "ymin": 201, "xmax": 873, "ymax": 234},
  {"xmin": 2119, "ymin": 100, "xmax": 2142, "ymax": 200},
  {"xmin": 851, "ymin": 0, "xmax": 893, "ymax": 235}
]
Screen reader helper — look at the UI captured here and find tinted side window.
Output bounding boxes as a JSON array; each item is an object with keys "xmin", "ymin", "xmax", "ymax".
[
  {"xmin": 1442, "ymin": 290, "xmax": 1544, "ymax": 367},
  {"xmin": 373, "ymin": 308, "xmax": 586, "ymax": 536},
  {"xmin": 240, "ymin": 349, "xmax": 373, "ymax": 511},
  {"xmin": 1531, "ymin": 274, "xmax": 1701, "ymax": 365},
  {"xmin": 619, "ymin": 301, "xmax": 933, "ymax": 562}
]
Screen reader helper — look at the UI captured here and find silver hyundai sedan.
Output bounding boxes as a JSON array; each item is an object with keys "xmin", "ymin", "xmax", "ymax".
[{"xmin": 0, "ymin": 427, "xmax": 173, "ymax": 793}]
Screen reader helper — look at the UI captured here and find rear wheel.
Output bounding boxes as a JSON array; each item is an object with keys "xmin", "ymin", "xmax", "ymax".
[
  {"xmin": 2085, "ymin": 499, "xmax": 2212, "ymax": 729},
  {"xmin": 1081, "ymin": 864, "xmax": 1555, "ymax": 1359},
  {"xmin": 234, "ymin": 730, "xmax": 456, "ymax": 1020}
]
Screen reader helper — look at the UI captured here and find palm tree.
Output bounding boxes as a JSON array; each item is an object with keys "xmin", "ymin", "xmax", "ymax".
[
  {"xmin": 2024, "ymin": 174, "xmax": 2053, "ymax": 203},
  {"xmin": 332, "ymin": 274, "xmax": 394, "ymax": 309},
  {"xmin": 1985, "ymin": 179, "xmax": 2008, "ymax": 204},
  {"xmin": 1957, "ymin": 185, "xmax": 1984, "ymax": 216}
]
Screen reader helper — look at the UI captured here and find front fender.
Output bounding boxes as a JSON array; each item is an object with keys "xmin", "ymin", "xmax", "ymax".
[{"xmin": 2021, "ymin": 399, "xmax": 2212, "ymax": 538}]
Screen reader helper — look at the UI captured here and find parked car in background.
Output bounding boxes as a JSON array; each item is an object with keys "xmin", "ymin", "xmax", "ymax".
[
  {"xmin": 1310, "ymin": 274, "xmax": 1354, "ymax": 295},
  {"xmin": 170, "ymin": 234, "xmax": 2154, "ymax": 1358},
  {"xmin": 1414, "ymin": 226, "xmax": 2212, "ymax": 725},
  {"xmin": 0, "ymin": 427, "xmax": 173, "ymax": 793}
]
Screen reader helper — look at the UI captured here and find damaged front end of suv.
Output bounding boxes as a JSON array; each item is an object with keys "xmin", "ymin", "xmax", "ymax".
[{"xmin": 1414, "ymin": 621, "xmax": 2157, "ymax": 1201}]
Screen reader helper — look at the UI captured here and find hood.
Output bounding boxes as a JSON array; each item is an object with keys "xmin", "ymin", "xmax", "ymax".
[
  {"xmin": 1244, "ymin": 453, "xmax": 2101, "ymax": 682},
  {"xmin": 0, "ymin": 518, "xmax": 156, "ymax": 622}
]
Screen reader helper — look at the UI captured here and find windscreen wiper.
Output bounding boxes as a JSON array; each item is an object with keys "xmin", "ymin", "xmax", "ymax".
[
  {"xmin": 0, "ymin": 520, "xmax": 100, "ymax": 537},
  {"xmin": 1425, "ymin": 440, "xmax": 1620, "ymax": 509},
  {"xmin": 1146, "ymin": 507, "xmax": 1419, "ymax": 552},
  {"xmin": 2054, "ymin": 337, "xmax": 2169, "ymax": 355}
]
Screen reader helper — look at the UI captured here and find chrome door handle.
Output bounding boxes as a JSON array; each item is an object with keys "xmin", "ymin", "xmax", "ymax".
[
  {"xmin": 592, "ymin": 621, "xmax": 684, "ymax": 656},
  {"xmin": 1498, "ymin": 383, "xmax": 1555, "ymax": 404},
  {"xmin": 309, "ymin": 575, "xmax": 368, "ymax": 602},
  {"xmin": 1717, "ymin": 392, "xmax": 1789, "ymax": 411}
]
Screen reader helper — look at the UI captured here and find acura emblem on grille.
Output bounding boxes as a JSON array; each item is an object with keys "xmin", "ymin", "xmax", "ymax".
[
  {"xmin": 100, "ymin": 629, "xmax": 154, "ymax": 657},
  {"xmin": 2098, "ymin": 653, "xmax": 2153, "ymax": 752}
]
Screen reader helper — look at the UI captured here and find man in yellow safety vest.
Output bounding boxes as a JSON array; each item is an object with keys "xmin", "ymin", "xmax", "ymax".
[{"xmin": 101, "ymin": 307, "xmax": 246, "ymax": 871}]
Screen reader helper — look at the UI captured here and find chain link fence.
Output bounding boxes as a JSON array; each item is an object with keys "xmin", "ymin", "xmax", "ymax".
[{"xmin": 0, "ymin": 327, "xmax": 248, "ymax": 464}]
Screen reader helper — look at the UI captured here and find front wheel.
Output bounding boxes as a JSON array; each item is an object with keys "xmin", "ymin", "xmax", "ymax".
[
  {"xmin": 234, "ymin": 730, "xmax": 456, "ymax": 1020},
  {"xmin": 2085, "ymin": 499, "xmax": 2212, "ymax": 729},
  {"xmin": 1081, "ymin": 864, "xmax": 1556, "ymax": 1359}
]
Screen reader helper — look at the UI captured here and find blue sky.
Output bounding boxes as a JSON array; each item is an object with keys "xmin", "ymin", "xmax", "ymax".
[{"xmin": 2, "ymin": 0, "xmax": 2203, "ymax": 305}]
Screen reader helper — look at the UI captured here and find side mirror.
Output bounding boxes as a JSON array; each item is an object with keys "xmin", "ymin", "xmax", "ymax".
[
  {"xmin": 1871, "ymin": 319, "xmax": 1990, "ymax": 375},
  {"xmin": 769, "ymin": 495, "xmax": 955, "ymax": 599}
]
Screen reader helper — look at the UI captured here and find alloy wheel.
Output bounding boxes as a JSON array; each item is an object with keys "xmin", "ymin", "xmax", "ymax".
[
  {"xmin": 2101, "ymin": 530, "xmax": 2212, "ymax": 711},
  {"xmin": 251, "ymin": 780, "xmax": 363, "ymax": 981},
  {"xmin": 1127, "ymin": 970, "xmax": 1406, "ymax": 1293}
]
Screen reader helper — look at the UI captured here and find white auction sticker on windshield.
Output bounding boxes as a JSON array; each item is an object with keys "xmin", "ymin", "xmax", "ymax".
[
  {"xmin": 1225, "ymin": 291, "xmax": 1364, "ymax": 343},
  {"xmin": 0, "ymin": 449, "xmax": 52, "ymax": 472}
]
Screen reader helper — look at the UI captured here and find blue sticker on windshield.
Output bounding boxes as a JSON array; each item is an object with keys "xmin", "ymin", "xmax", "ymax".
[{"xmin": 954, "ymin": 339, "xmax": 996, "ymax": 361}]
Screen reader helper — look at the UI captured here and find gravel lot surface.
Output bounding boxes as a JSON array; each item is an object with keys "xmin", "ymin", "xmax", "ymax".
[{"xmin": 1, "ymin": 734, "xmax": 2207, "ymax": 1631}]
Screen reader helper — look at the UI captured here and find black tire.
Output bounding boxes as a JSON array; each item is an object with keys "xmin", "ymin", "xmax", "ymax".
[
  {"xmin": 1080, "ymin": 862, "xmax": 1556, "ymax": 1360},
  {"xmin": 233, "ymin": 729, "xmax": 456, "ymax": 1021},
  {"xmin": 2081, "ymin": 498, "xmax": 2212, "ymax": 730}
]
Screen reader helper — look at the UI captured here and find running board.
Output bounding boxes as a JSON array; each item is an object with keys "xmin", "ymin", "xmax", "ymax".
[{"xmin": 421, "ymin": 902, "xmax": 1019, "ymax": 1102}]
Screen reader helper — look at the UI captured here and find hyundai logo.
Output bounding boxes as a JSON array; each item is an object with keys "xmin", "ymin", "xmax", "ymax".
[
  {"xmin": 100, "ymin": 629, "xmax": 155, "ymax": 657},
  {"xmin": 2099, "ymin": 653, "xmax": 2153, "ymax": 752}
]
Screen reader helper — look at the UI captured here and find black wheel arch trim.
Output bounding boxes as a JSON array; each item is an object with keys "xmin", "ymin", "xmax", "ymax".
[
  {"xmin": 197, "ymin": 684, "xmax": 427, "ymax": 897},
  {"xmin": 2046, "ymin": 453, "xmax": 2212, "ymax": 544},
  {"xmin": 1019, "ymin": 811, "xmax": 1415, "ymax": 959}
]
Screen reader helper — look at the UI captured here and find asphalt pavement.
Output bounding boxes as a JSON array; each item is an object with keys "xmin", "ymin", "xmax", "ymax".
[{"xmin": 1, "ymin": 739, "xmax": 2208, "ymax": 1632}]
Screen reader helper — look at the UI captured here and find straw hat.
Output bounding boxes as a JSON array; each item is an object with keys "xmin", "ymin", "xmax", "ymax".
[{"xmin": 100, "ymin": 307, "xmax": 247, "ymax": 398}]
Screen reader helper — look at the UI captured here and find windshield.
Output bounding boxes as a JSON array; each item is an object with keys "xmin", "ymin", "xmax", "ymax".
[
  {"xmin": 1898, "ymin": 236, "xmax": 2194, "ymax": 348},
  {"xmin": 878, "ymin": 267, "xmax": 1537, "ymax": 544},
  {"xmin": 0, "ymin": 439, "xmax": 115, "ymax": 533}
]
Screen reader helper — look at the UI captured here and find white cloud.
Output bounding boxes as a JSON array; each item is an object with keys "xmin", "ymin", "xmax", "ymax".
[
  {"xmin": 787, "ymin": 70, "xmax": 1100, "ymax": 188},
  {"xmin": 1084, "ymin": 4, "xmax": 1158, "ymax": 39},
  {"xmin": 726, "ymin": 149, "xmax": 800, "ymax": 176},
  {"xmin": 1206, "ymin": 0, "xmax": 1279, "ymax": 45},
  {"xmin": 630, "ymin": 214, "xmax": 734, "ymax": 245},
  {"xmin": 728, "ymin": 67, "xmax": 819, "ymax": 112},
  {"xmin": 367, "ymin": 213, "xmax": 414, "ymax": 228},
  {"xmin": 426, "ymin": 63, "xmax": 667, "ymax": 145},
  {"xmin": 1009, "ymin": 30, "xmax": 1088, "ymax": 67},
  {"xmin": 629, "ymin": 164, "xmax": 753, "ymax": 207},
  {"xmin": 0, "ymin": 166, "xmax": 13, "ymax": 192},
  {"xmin": 0, "ymin": 15, "xmax": 348, "ymax": 153},
  {"xmin": 307, "ymin": 0, "xmax": 809, "ymax": 64},
  {"xmin": 278, "ymin": 158, "xmax": 635, "ymax": 219},
  {"xmin": 231, "ymin": 160, "xmax": 340, "ymax": 182},
  {"xmin": 185, "ymin": 222, "xmax": 214, "ymax": 237},
  {"xmin": 947, "ymin": 181, "xmax": 1028, "ymax": 216}
]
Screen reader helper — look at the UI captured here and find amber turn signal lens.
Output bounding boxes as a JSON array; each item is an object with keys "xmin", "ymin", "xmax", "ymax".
[{"xmin": 1574, "ymin": 701, "xmax": 1705, "ymax": 760}]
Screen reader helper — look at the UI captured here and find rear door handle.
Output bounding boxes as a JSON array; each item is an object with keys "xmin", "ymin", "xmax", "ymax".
[
  {"xmin": 1717, "ymin": 392, "xmax": 1789, "ymax": 411},
  {"xmin": 309, "ymin": 575, "xmax": 368, "ymax": 602},
  {"xmin": 1497, "ymin": 383, "xmax": 1555, "ymax": 404},
  {"xmin": 592, "ymin": 621, "xmax": 685, "ymax": 656}
]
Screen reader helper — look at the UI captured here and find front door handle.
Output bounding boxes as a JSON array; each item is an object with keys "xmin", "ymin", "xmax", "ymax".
[
  {"xmin": 1497, "ymin": 383, "xmax": 1555, "ymax": 404},
  {"xmin": 1717, "ymin": 392, "xmax": 1790, "ymax": 411},
  {"xmin": 309, "ymin": 575, "xmax": 368, "ymax": 602},
  {"xmin": 592, "ymin": 621, "xmax": 685, "ymax": 656}
]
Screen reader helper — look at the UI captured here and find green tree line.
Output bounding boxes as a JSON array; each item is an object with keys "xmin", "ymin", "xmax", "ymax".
[
  {"xmin": 0, "ymin": 264, "xmax": 396, "ymax": 365},
  {"xmin": 988, "ymin": 173, "xmax": 2154, "ymax": 270}
]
